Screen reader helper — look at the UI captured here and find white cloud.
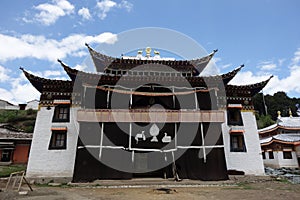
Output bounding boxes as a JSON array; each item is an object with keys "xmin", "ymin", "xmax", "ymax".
[
  {"xmin": 0, "ymin": 65, "xmax": 11, "ymax": 82},
  {"xmin": 292, "ymin": 48, "xmax": 300, "ymax": 64},
  {"xmin": 229, "ymin": 48, "xmax": 300, "ymax": 96},
  {"xmin": 119, "ymin": 0, "xmax": 133, "ymax": 12},
  {"xmin": 78, "ymin": 7, "xmax": 92, "ymax": 20},
  {"xmin": 0, "ymin": 72, "xmax": 40, "ymax": 104},
  {"xmin": 74, "ymin": 64, "xmax": 87, "ymax": 71},
  {"xmin": 97, "ymin": 0, "xmax": 117, "ymax": 20},
  {"xmin": 43, "ymin": 70, "xmax": 62, "ymax": 77},
  {"xmin": 96, "ymin": 0, "xmax": 133, "ymax": 20},
  {"xmin": 23, "ymin": 0, "xmax": 75, "ymax": 26},
  {"xmin": 259, "ymin": 63, "xmax": 276, "ymax": 71},
  {"xmin": 0, "ymin": 32, "xmax": 118, "ymax": 62}
]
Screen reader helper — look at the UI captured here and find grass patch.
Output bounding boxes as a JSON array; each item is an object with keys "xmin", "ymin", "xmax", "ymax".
[
  {"xmin": 236, "ymin": 182, "xmax": 255, "ymax": 190},
  {"xmin": 0, "ymin": 165, "xmax": 27, "ymax": 177}
]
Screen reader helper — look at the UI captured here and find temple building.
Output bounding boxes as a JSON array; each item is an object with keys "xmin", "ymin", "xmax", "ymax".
[
  {"xmin": 259, "ymin": 111, "xmax": 300, "ymax": 168},
  {"xmin": 22, "ymin": 44, "xmax": 271, "ymax": 182}
]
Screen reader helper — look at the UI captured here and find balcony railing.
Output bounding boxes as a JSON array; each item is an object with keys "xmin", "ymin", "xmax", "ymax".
[{"xmin": 77, "ymin": 109, "xmax": 224, "ymax": 123}]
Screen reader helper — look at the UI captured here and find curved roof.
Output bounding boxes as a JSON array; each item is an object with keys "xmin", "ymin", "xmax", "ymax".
[
  {"xmin": 226, "ymin": 76, "xmax": 273, "ymax": 97},
  {"xmin": 85, "ymin": 43, "xmax": 217, "ymax": 76},
  {"xmin": 20, "ymin": 67, "xmax": 73, "ymax": 93},
  {"xmin": 258, "ymin": 116, "xmax": 300, "ymax": 134},
  {"xmin": 260, "ymin": 133, "xmax": 300, "ymax": 146}
]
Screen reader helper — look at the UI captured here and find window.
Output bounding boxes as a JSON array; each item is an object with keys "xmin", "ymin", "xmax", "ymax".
[
  {"xmin": 49, "ymin": 130, "xmax": 67, "ymax": 150},
  {"xmin": 53, "ymin": 105, "xmax": 70, "ymax": 122},
  {"xmin": 262, "ymin": 152, "xmax": 266, "ymax": 159},
  {"xmin": 230, "ymin": 134, "xmax": 246, "ymax": 152},
  {"xmin": 268, "ymin": 151, "xmax": 274, "ymax": 159},
  {"xmin": 227, "ymin": 108, "xmax": 243, "ymax": 126},
  {"xmin": 1, "ymin": 150, "xmax": 12, "ymax": 162},
  {"xmin": 283, "ymin": 151, "xmax": 292, "ymax": 159}
]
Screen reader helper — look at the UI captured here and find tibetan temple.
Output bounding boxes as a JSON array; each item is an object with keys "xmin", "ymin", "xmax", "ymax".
[{"xmin": 22, "ymin": 44, "xmax": 272, "ymax": 182}]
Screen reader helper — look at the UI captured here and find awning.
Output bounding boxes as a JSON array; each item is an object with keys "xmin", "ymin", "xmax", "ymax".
[
  {"xmin": 51, "ymin": 126, "xmax": 68, "ymax": 131},
  {"xmin": 53, "ymin": 99, "xmax": 71, "ymax": 105},
  {"xmin": 227, "ymin": 104, "xmax": 243, "ymax": 109},
  {"xmin": 283, "ymin": 148, "xmax": 293, "ymax": 152},
  {"xmin": 229, "ymin": 126, "xmax": 245, "ymax": 134}
]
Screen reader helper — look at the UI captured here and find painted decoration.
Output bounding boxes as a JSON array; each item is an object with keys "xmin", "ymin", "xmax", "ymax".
[
  {"xmin": 162, "ymin": 133, "xmax": 171, "ymax": 143},
  {"xmin": 135, "ymin": 130, "xmax": 146, "ymax": 144},
  {"xmin": 150, "ymin": 124, "xmax": 159, "ymax": 142}
]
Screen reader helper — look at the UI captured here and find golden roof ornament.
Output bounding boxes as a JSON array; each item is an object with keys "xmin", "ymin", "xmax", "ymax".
[
  {"xmin": 277, "ymin": 110, "xmax": 281, "ymax": 118},
  {"xmin": 145, "ymin": 47, "xmax": 152, "ymax": 57},
  {"xmin": 154, "ymin": 50, "xmax": 160, "ymax": 55},
  {"xmin": 289, "ymin": 108, "xmax": 292, "ymax": 118}
]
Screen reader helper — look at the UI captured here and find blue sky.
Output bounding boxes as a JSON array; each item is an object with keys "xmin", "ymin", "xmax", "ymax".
[{"xmin": 0, "ymin": 0, "xmax": 300, "ymax": 103}]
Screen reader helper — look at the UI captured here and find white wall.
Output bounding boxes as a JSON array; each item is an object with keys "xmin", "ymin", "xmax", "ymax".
[
  {"xmin": 263, "ymin": 151, "xmax": 299, "ymax": 168},
  {"xmin": 26, "ymin": 100, "xmax": 39, "ymax": 110},
  {"xmin": 26, "ymin": 106, "xmax": 79, "ymax": 179},
  {"xmin": 222, "ymin": 111, "xmax": 265, "ymax": 175}
]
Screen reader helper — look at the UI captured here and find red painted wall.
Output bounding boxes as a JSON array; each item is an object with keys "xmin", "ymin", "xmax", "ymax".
[{"xmin": 12, "ymin": 144, "xmax": 30, "ymax": 164}]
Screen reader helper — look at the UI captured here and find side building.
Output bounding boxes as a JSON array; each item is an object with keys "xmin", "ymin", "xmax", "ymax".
[
  {"xmin": 23, "ymin": 45, "xmax": 270, "ymax": 182},
  {"xmin": 259, "ymin": 112, "xmax": 300, "ymax": 168},
  {"xmin": 0, "ymin": 124, "xmax": 32, "ymax": 165}
]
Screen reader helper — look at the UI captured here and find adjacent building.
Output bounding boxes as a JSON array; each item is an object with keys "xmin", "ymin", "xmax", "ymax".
[
  {"xmin": 259, "ymin": 112, "xmax": 300, "ymax": 168},
  {"xmin": 23, "ymin": 44, "xmax": 271, "ymax": 182},
  {"xmin": 0, "ymin": 124, "xmax": 32, "ymax": 165}
]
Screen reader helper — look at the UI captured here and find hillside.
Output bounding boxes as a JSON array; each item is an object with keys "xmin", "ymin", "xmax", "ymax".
[
  {"xmin": 0, "ymin": 109, "xmax": 37, "ymax": 133},
  {"xmin": 253, "ymin": 91, "xmax": 300, "ymax": 129}
]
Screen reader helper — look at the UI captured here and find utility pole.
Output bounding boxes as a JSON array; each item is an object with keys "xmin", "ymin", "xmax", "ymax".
[{"xmin": 262, "ymin": 90, "xmax": 268, "ymax": 115}]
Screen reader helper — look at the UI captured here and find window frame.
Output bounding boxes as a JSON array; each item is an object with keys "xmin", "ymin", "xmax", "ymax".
[
  {"xmin": 230, "ymin": 134, "xmax": 247, "ymax": 152},
  {"xmin": 283, "ymin": 151, "xmax": 292, "ymax": 159},
  {"xmin": 268, "ymin": 151, "xmax": 274, "ymax": 159},
  {"xmin": 52, "ymin": 105, "xmax": 70, "ymax": 122},
  {"xmin": 1, "ymin": 150, "xmax": 12, "ymax": 162},
  {"xmin": 48, "ymin": 130, "xmax": 67, "ymax": 150},
  {"xmin": 227, "ymin": 108, "xmax": 243, "ymax": 126},
  {"xmin": 262, "ymin": 151, "xmax": 266, "ymax": 159}
]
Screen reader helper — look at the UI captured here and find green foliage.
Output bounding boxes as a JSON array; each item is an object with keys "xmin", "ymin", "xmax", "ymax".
[
  {"xmin": 0, "ymin": 165, "xmax": 27, "ymax": 177},
  {"xmin": 253, "ymin": 91, "xmax": 300, "ymax": 121},
  {"xmin": 256, "ymin": 114, "xmax": 275, "ymax": 129},
  {"xmin": 0, "ymin": 109, "xmax": 37, "ymax": 132}
]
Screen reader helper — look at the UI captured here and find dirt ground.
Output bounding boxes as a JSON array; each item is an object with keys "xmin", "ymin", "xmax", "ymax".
[{"xmin": 0, "ymin": 176, "xmax": 299, "ymax": 200}]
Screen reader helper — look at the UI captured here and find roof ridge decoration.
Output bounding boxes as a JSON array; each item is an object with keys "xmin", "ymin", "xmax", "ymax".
[
  {"xmin": 58, "ymin": 60, "xmax": 243, "ymax": 88},
  {"xmin": 85, "ymin": 43, "xmax": 217, "ymax": 76}
]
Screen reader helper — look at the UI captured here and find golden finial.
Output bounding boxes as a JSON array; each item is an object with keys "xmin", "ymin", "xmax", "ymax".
[
  {"xmin": 145, "ymin": 47, "xmax": 152, "ymax": 57},
  {"xmin": 289, "ymin": 108, "xmax": 292, "ymax": 117},
  {"xmin": 277, "ymin": 111, "xmax": 281, "ymax": 118}
]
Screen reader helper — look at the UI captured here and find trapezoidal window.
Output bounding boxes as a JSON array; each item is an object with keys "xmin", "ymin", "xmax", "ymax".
[
  {"xmin": 49, "ymin": 130, "xmax": 67, "ymax": 150},
  {"xmin": 1, "ymin": 150, "xmax": 12, "ymax": 162},
  {"xmin": 283, "ymin": 151, "xmax": 292, "ymax": 159},
  {"xmin": 268, "ymin": 151, "xmax": 274, "ymax": 159},
  {"xmin": 262, "ymin": 152, "xmax": 266, "ymax": 159},
  {"xmin": 227, "ymin": 108, "xmax": 243, "ymax": 126},
  {"xmin": 230, "ymin": 134, "xmax": 247, "ymax": 152},
  {"xmin": 52, "ymin": 105, "xmax": 70, "ymax": 122}
]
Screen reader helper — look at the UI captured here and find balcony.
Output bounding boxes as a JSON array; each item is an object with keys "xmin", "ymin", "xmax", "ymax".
[{"xmin": 77, "ymin": 109, "xmax": 224, "ymax": 123}]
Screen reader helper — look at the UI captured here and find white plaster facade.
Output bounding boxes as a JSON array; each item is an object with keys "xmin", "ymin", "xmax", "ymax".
[
  {"xmin": 222, "ymin": 111, "xmax": 265, "ymax": 175},
  {"xmin": 26, "ymin": 100, "xmax": 39, "ymax": 110},
  {"xmin": 0, "ymin": 99, "xmax": 19, "ymax": 110},
  {"xmin": 263, "ymin": 151, "xmax": 299, "ymax": 168},
  {"xmin": 26, "ymin": 106, "xmax": 79, "ymax": 180}
]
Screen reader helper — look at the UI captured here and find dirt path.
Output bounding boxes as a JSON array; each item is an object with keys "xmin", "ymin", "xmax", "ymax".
[{"xmin": 0, "ymin": 178, "xmax": 299, "ymax": 200}]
